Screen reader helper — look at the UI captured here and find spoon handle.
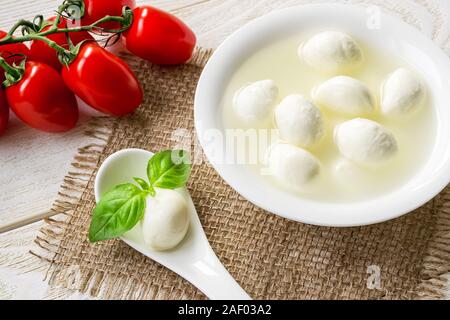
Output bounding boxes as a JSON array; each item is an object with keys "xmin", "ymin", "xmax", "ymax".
[{"xmin": 185, "ymin": 247, "xmax": 251, "ymax": 300}]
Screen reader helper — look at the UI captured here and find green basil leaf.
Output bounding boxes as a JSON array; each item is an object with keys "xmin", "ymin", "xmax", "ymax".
[
  {"xmin": 147, "ymin": 150, "xmax": 191, "ymax": 190},
  {"xmin": 89, "ymin": 183, "xmax": 146, "ymax": 243},
  {"xmin": 133, "ymin": 177, "xmax": 149, "ymax": 190}
]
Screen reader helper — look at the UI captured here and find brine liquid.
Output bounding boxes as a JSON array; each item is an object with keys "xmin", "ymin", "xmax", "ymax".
[{"xmin": 221, "ymin": 34, "xmax": 436, "ymax": 203}]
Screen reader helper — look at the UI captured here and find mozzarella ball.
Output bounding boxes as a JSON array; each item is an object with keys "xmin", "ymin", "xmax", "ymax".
[
  {"xmin": 142, "ymin": 189, "xmax": 190, "ymax": 251},
  {"xmin": 275, "ymin": 95, "xmax": 324, "ymax": 147},
  {"xmin": 299, "ymin": 31, "xmax": 363, "ymax": 74},
  {"xmin": 268, "ymin": 143, "xmax": 320, "ymax": 188},
  {"xmin": 312, "ymin": 76, "xmax": 375, "ymax": 116},
  {"xmin": 233, "ymin": 80, "xmax": 279, "ymax": 123},
  {"xmin": 381, "ymin": 68, "xmax": 426, "ymax": 117},
  {"xmin": 334, "ymin": 118, "xmax": 398, "ymax": 164}
]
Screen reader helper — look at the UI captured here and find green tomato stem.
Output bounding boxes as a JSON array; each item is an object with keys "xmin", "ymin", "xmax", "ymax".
[
  {"xmin": 0, "ymin": 5, "xmax": 133, "ymax": 47},
  {"xmin": 28, "ymin": 34, "xmax": 72, "ymax": 55},
  {"xmin": 7, "ymin": 19, "xmax": 39, "ymax": 36},
  {"xmin": 0, "ymin": 57, "xmax": 24, "ymax": 88},
  {"xmin": 0, "ymin": 57, "xmax": 21, "ymax": 79}
]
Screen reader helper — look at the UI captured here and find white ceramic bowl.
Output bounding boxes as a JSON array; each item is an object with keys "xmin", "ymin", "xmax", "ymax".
[{"xmin": 194, "ymin": 4, "xmax": 450, "ymax": 227}]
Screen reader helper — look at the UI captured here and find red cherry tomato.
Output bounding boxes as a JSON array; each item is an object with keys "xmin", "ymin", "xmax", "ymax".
[
  {"xmin": 6, "ymin": 61, "xmax": 79, "ymax": 132},
  {"xmin": 0, "ymin": 88, "xmax": 9, "ymax": 136},
  {"xmin": 0, "ymin": 30, "xmax": 30, "ymax": 82},
  {"xmin": 82, "ymin": 0, "xmax": 136, "ymax": 30},
  {"xmin": 0, "ymin": 30, "xmax": 30, "ymax": 65},
  {"xmin": 124, "ymin": 6, "xmax": 196, "ymax": 65},
  {"xmin": 62, "ymin": 43, "xmax": 142, "ymax": 116},
  {"xmin": 28, "ymin": 17, "xmax": 95, "ymax": 71}
]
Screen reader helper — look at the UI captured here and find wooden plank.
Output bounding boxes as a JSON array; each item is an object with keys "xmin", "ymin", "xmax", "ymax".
[
  {"xmin": 0, "ymin": 220, "xmax": 92, "ymax": 299},
  {"xmin": 0, "ymin": 0, "xmax": 449, "ymax": 300}
]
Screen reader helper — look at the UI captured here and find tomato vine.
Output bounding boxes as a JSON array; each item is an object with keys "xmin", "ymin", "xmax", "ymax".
[
  {"xmin": 0, "ymin": 1, "xmax": 196, "ymax": 135},
  {"xmin": 0, "ymin": 0, "xmax": 134, "ymax": 86}
]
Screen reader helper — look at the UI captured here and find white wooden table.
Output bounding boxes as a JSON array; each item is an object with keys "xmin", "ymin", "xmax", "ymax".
[{"xmin": 1, "ymin": 0, "xmax": 449, "ymax": 300}]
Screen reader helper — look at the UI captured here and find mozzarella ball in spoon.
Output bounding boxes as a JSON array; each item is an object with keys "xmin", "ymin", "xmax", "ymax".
[
  {"xmin": 334, "ymin": 118, "xmax": 398, "ymax": 165},
  {"xmin": 268, "ymin": 143, "xmax": 320, "ymax": 189},
  {"xmin": 381, "ymin": 68, "xmax": 426, "ymax": 117},
  {"xmin": 300, "ymin": 31, "xmax": 363, "ymax": 74},
  {"xmin": 312, "ymin": 76, "xmax": 375, "ymax": 116},
  {"xmin": 233, "ymin": 80, "xmax": 279, "ymax": 123},
  {"xmin": 275, "ymin": 95, "xmax": 324, "ymax": 147},
  {"xmin": 142, "ymin": 189, "xmax": 190, "ymax": 251}
]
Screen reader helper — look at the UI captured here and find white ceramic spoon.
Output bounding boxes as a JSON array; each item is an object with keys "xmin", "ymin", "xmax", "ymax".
[{"xmin": 94, "ymin": 148, "xmax": 251, "ymax": 300}]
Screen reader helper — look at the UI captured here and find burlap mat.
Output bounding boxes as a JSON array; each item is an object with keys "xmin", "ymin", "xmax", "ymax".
[{"xmin": 33, "ymin": 48, "xmax": 450, "ymax": 300}]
